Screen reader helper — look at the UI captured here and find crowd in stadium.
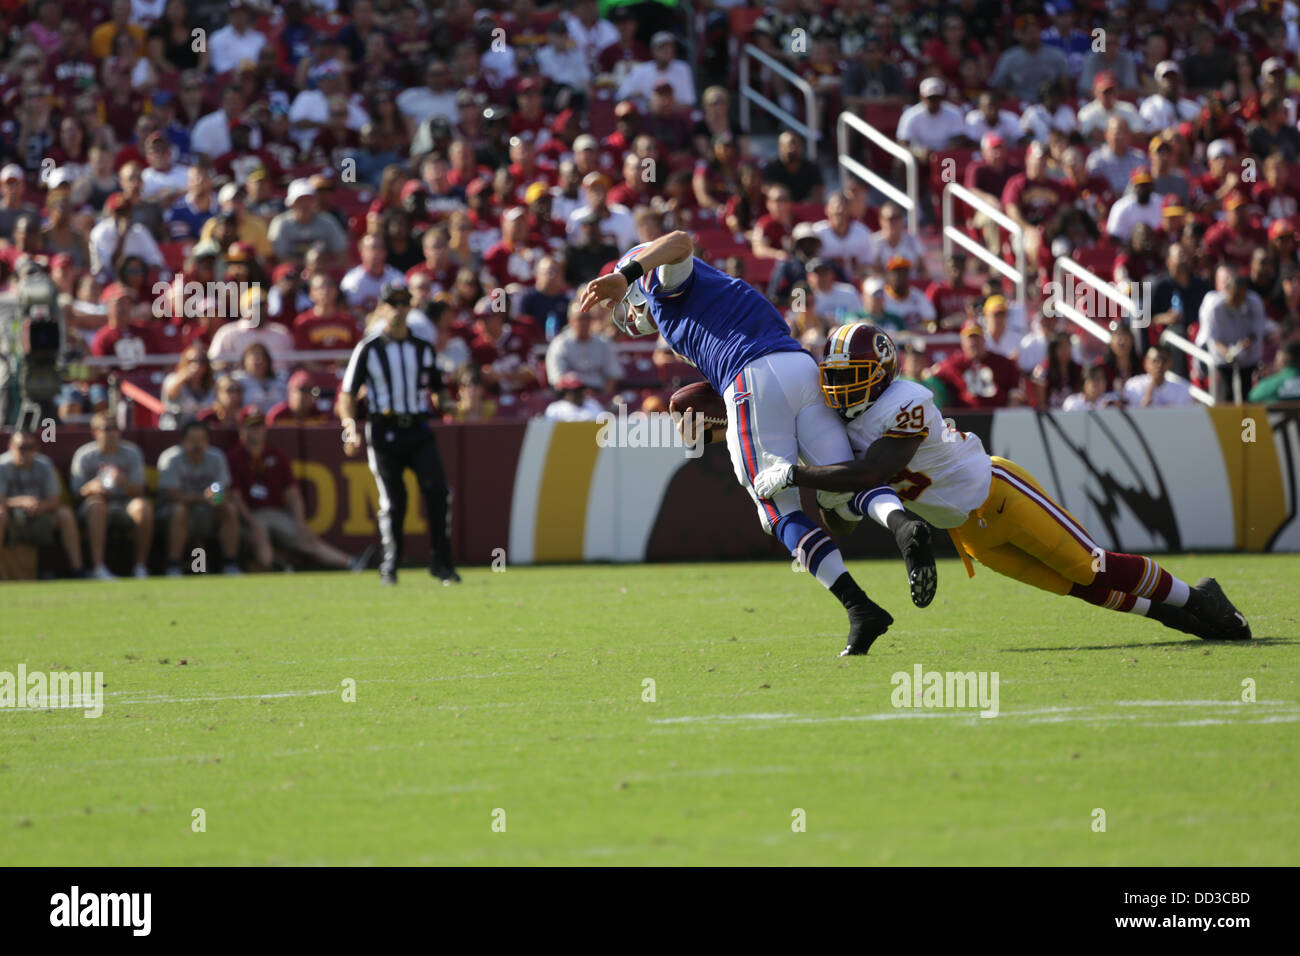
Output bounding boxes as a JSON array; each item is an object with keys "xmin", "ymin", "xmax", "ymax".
[{"xmin": 3, "ymin": 0, "xmax": 1300, "ymax": 576}]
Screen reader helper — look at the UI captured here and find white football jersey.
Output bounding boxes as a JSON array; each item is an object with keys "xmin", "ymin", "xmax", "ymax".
[{"xmin": 845, "ymin": 379, "xmax": 993, "ymax": 528}]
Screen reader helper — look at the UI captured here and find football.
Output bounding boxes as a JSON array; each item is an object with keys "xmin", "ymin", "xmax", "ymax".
[{"xmin": 669, "ymin": 381, "xmax": 728, "ymax": 427}]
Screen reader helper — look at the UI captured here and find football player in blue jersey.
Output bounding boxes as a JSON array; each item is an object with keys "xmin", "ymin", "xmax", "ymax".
[{"xmin": 580, "ymin": 230, "xmax": 937, "ymax": 656}]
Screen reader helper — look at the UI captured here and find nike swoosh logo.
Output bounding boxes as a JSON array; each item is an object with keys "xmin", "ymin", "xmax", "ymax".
[{"xmin": 996, "ymin": 499, "xmax": 1006, "ymax": 514}]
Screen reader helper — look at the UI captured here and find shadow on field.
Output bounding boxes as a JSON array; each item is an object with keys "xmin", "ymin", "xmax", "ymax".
[{"xmin": 998, "ymin": 637, "xmax": 1297, "ymax": 652}]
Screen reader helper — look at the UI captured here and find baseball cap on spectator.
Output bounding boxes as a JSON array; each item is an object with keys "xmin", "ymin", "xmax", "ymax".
[
  {"xmin": 309, "ymin": 59, "xmax": 344, "ymax": 83},
  {"xmin": 1093, "ymin": 71, "xmax": 1118, "ymax": 93},
  {"xmin": 192, "ymin": 239, "xmax": 221, "ymax": 259},
  {"xmin": 45, "ymin": 167, "xmax": 73, "ymax": 191},
  {"xmin": 650, "ymin": 31, "xmax": 677, "ymax": 49},
  {"xmin": 517, "ymin": 77, "xmax": 541, "ymax": 95},
  {"xmin": 791, "ymin": 222, "xmax": 819, "ymax": 242},
  {"xmin": 101, "ymin": 283, "xmax": 131, "ymax": 304},
  {"xmin": 573, "ymin": 134, "xmax": 599, "ymax": 152},
  {"xmin": 805, "ymin": 257, "xmax": 832, "ymax": 273},
  {"xmin": 288, "ymin": 369, "xmax": 313, "ymax": 390},
  {"xmin": 614, "ymin": 100, "xmax": 639, "ymax": 119},
  {"xmin": 525, "ymin": 181, "xmax": 549, "ymax": 204},
  {"xmin": 399, "ymin": 179, "xmax": 426, "ymax": 200},
  {"xmin": 1207, "ymin": 139, "xmax": 1235, "ymax": 160},
  {"xmin": 226, "ymin": 241, "xmax": 256, "ymax": 262},
  {"xmin": 550, "ymin": 108, "xmax": 576, "ymax": 134},
  {"xmin": 1269, "ymin": 219, "xmax": 1296, "ymax": 240},
  {"xmin": 1261, "ymin": 57, "xmax": 1287, "ymax": 77},
  {"xmin": 238, "ymin": 406, "xmax": 266, "ymax": 427},
  {"xmin": 1, "ymin": 164, "xmax": 25, "ymax": 183},
  {"xmin": 582, "ymin": 171, "xmax": 611, "ymax": 190},
  {"xmin": 981, "ymin": 132, "xmax": 1005, "ymax": 150},
  {"xmin": 465, "ymin": 177, "xmax": 489, "ymax": 197},
  {"xmin": 218, "ymin": 182, "xmax": 242, "ymax": 204},
  {"xmin": 1154, "ymin": 60, "xmax": 1180, "ymax": 80},
  {"xmin": 285, "ymin": 179, "xmax": 316, "ymax": 206},
  {"xmin": 960, "ymin": 318, "xmax": 985, "ymax": 337},
  {"xmin": 502, "ymin": 206, "xmax": 526, "ymax": 223},
  {"xmin": 886, "ymin": 256, "xmax": 912, "ymax": 271},
  {"xmin": 1223, "ymin": 193, "xmax": 1247, "ymax": 212},
  {"xmin": 105, "ymin": 192, "xmax": 130, "ymax": 212},
  {"xmin": 247, "ymin": 166, "xmax": 268, "ymax": 183},
  {"xmin": 983, "ymin": 295, "xmax": 1008, "ymax": 315},
  {"xmin": 919, "ymin": 77, "xmax": 946, "ymax": 98},
  {"xmin": 1162, "ymin": 202, "xmax": 1186, "ymax": 218},
  {"xmin": 1130, "ymin": 168, "xmax": 1153, "ymax": 186},
  {"xmin": 272, "ymin": 263, "xmax": 298, "ymax": 282},
  {"xmin": 1148, "ymin": 133, "xmax": 1171, "ymax": 154},
  {"xmin": 556, "ymin": 372, "xmax": 585, "ymax": 391},
  {"xmin": 864, "ymin": 277, "xmax": 885, "ymax": 296}
]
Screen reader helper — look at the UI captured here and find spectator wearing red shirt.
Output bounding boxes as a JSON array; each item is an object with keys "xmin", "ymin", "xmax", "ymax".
[
  {"xmin": 933, "ymin": 320, "xmax": 1026, "ymax": 408},
  {"xmin": 750, "ymin": 183, "xmax": 796, "ymax": 261},
  {"xmin": 267, "ymin": 370, "xmax": 338, "ymax": 427},
  {"xmin": 1113, "ymin": 223, "xmax": 1161, "ymax": 286},
  {"xmin": 1252, "ymin": 153, "xmax": 1300, "ymax": 225},
  {"xmin": 91, "ymin": 284, "xmax": 158, "ymax": 362},
  {"xmin": 1003, "ymin": 143, "xmax": 1071, "ymax": 277},
  {"xmin": 293, "ymin": 273, "xmax": 361, "ymax": 351},
  {"xmin": 1192, "ymin": 139, "xmax": 1241, "ymax": 213},
  {"xmin": 1203, "ymin": 194, "xmax": 1267, "ymax": 270},
  {"xmin": 509, "ymin": 78, "xmax": 552, "ymax": 143},
  {"xmin": 522, "ymin": 182, "xmax": 568, "ymax": 252},
  {"xmin": 406, "ymin": 226, "xmax": 460, "ymax": 294},
  {"xmin": 600, "ymin": 101, "xmax": 641, "ymax": 159},
  {"xmin": 228, "ymin": 406, "xmax": 355, "ymax": 571},
  {"xmin": 964, "ymin": 133, "xmax": 1022, "ymax": 254},
  {"xmin": 507, "ymin": 134, "xmax": 556, "ymax": 191},
  {"xmin": 470, "ymin": 308, "xmax": 540, "ymax": 401},
  {"xmin": 642, "ymin": 82, "xmax": 694, "ymax": 160},
  {"xmin": 926, "ymin": 253, "xmax": 981, "ymax": 330},
  {"xmin": 482, "ymin": 207, "xmax": 545, "ymax": 290}
]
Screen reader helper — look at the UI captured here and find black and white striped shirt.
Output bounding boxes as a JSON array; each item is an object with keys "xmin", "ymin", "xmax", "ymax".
[{"xmin": 341, "ymin": 330, "xmax": 439, "ymax": 417}]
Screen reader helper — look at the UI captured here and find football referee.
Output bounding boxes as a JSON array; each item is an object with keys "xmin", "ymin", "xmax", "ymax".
[{"xmin": 339, "ymin": 283, "xmax": 460, "ymax": 586}]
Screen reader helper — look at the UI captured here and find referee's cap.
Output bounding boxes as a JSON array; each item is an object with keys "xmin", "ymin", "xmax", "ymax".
[{"xmin": 379, "ymin": 281, "xmax": 411, "ymax": 306}]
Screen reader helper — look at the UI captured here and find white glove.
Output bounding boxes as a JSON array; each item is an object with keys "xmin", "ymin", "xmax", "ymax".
[
  {"xmin": 816, "ymin": 489, "xmax": 861, "ymax": 522},
  {"xmin": 753, "ymin": 456, "xmax": 795, "ymax": 499}
]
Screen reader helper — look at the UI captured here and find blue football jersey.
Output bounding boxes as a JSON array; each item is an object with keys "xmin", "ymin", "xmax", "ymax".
[{"xmin": 624, "ymin": 253, "xmax": 804, "ymax": 392}]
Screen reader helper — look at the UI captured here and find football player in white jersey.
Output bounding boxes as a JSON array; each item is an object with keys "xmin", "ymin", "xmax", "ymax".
[{"xmin": 753, "ymin": 323, "xmax": 1250, "ymax": 645}]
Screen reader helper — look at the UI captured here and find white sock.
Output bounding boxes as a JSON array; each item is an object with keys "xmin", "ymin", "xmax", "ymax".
[
  {"xmin": 814, "ymin": 550, "xmax": 847, "ymax": 589},
  {"xmin": 1131, "ymin": 597, "xmax": 1152, "ymax": 616},
  {"xmin": 864, "ymin": 491, "xmax": 904, "ymax": 528},
  {"xmin": 1164, "ymin": 578, "xmax": 1190, "ymax": 607}
]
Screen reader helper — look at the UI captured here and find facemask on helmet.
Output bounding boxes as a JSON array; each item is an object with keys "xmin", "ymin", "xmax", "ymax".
[
  {"xmin": 819, "ymin": 324, "xmax": 898, "ymax": 420},
  {"xmin": 611, "ymin": 276, "xmax": 657, "ymax": 336}
]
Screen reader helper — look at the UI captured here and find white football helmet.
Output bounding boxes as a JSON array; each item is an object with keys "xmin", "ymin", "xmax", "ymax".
[{"xmin": 612, "ymin": 274, "xmax": 658, "ymax": 336}]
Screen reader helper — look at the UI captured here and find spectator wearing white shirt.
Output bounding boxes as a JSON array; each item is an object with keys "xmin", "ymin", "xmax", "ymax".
[
  {"xmin": 537, "ymin": 20, "xmax": 592, "ymax": 93},
  {"xmin": 566, "ymin": 172, "xmax": 638, "ymax": 251},
  {"xmin": 1138, "ymin": 61, "xmax": 1201, "ymax": 135},
  {"xmin": 564, "ymin": 0, "xmax": 619, "ymax": 71},
  {"xmin": 1105, "ymin": 168, "xmax": 1165, "ymax": 242},
  {"xmin": 545, "ymin": 302, "xmax": 621, "ymax": 393},
  {"xmin": 897, "ymin": 77, "xmax": 970, "ymax": 154},
  {"xmin": 980, "ymin": 296, "xmax": 1020, "ymax": 360},
  {"xmin": 1063, "ymin": 366, "xmax": 1122, "ymax": 411},
  {"xmin": 1086, "ymin": 117, "xmax": 1148, "ymax": 196},
  {"xmin": 191, "ymin": 87, "xmax": 260, "ymax": 160},
  {"xmin": 139, "ymin": 131, "xmax": 189, "ymax": 203},
  {"xmin": 1020, "ymin": 79, "xmax": 1078, "ymax": 143},
  {"xmin": 813, "ymin": 191, "xmax": 875, "ymax": 278},
  {"xmin": 88, "ymin": 193, "xmax": 164, "ymax": 284},
  {"xmin": 616, "ymin": 32, "xmax": 696, "ymax": 107},
  {"xmin": 543, "ymin": 373, "xmax": 606, "ymax": 422},
  {"xmin": 341, "ymin": 235, "xmax": 407, "ymax": 318},
  {"xmin": 129, "ymin": 0, "xmax": 166, "ymax": 25},
  {"xmin": 396, "ymin": 59, "xmax": 459, "ymax": 127},
  {"xmin": 207, "ymin": 292, "xmax": 295, "ymax": 366},
  {"xmin": 289, "ymin": 60, "xmax": 369, "ymax": 154},
  {"xmin": 806, "ymin": 259, "xmax": 865, "ymax": 324},
  {"xmin": 867, "ymin": 203, "xmax": 928, "ymax": 281},
  {"xmin": 881, "ymin": 257, "xmax": 937, "ymax": 331},
  {"xmin": 207, "ymin": 0, "xmax": 267, "ymax": 76},
  {"xmin": 1016, "ymin": 308, "xmax": 1079, "ymax": 375},
  {"xmin": 1199, "ymin": 273, "xmax": 1271, "ymax": 403},
  {"xmin": 1123, "ymin": 346, "xmax": 1194, "ymax": 407},
  {"xmin": 965, "ymin": 92, "xmax": 1025, "ymax": 146},
  {"xmin": 1078, "ymin": 71, "xmax": 1145, "ymax": 140}
]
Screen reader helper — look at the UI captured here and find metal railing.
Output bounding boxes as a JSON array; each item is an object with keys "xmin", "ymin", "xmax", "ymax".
[
  {"xmin": 837, "ymin": 111, "xmax": 919, "ymax": 235},
  {"xmin": 942, "ymin": 182, "xmax": 1024, "ymax": 309},
  {"xmin": 738, "ymin": 43, "xmax": 819, "ymax": 160},
  {"xmin": 1048, "ymin": 256, "xmax": 1217, "ymax": 406}
]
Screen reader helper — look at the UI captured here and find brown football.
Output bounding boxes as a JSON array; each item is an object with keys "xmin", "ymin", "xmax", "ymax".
[{"xmin": 669, "ymin": 381, "xmax": 728, "ymax": 428}]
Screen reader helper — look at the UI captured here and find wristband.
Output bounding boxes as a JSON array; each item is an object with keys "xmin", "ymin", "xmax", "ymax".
[{"xmin": 617, "ymin": 260, "xmax": 645, "ymax": 285}]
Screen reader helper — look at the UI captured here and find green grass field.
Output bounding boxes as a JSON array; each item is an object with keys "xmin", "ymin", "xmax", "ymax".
[{"xmin": 2, "ymin": 554, "xmax": 1297, "ymax": 866}]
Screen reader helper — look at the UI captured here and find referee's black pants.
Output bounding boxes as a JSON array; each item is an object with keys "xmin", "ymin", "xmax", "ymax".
[{"xmin": 366, "ymin": 420, "xmax": 452, "ymax": 574}]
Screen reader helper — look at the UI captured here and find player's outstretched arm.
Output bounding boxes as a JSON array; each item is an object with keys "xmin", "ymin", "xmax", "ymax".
[
  {"xmin": 792, "ymin": 436, "xmax": 924, "ymax": 493},
  {"xmin": 580, "ymin": 231, "xmax": 695, "ymax": 310}
]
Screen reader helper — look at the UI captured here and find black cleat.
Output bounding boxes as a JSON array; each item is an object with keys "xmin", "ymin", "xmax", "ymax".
[
  {"xmin": 839, "ymin": 602, "xmax": 894, "ymax": 657},
  {"xmin": 380, "ymin": 569, "xmax": 398, "ymax": 586},
  {"xmin": 895, "ymin": 517, "xmax": 937, "ymax": 608},
  {"xmin": 430, "ymin": 562, "xmax": 461, "ymax": 585},
  {"xmin": 1188, "ymin": 577, "xmax": 1251, "ymax": 640},
  {"xmin": 1147, "ymin": 602, "xmax": 1206, "ymax": 638}
]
